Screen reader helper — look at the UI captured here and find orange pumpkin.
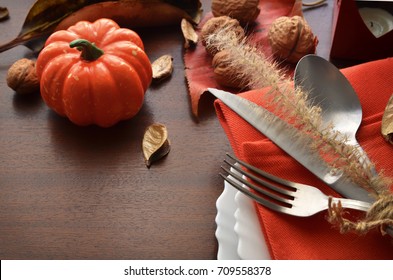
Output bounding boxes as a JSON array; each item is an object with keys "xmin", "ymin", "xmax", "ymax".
[{"xmin": 36, "ymin": 18, "xmax": 152, "ymax": 127}]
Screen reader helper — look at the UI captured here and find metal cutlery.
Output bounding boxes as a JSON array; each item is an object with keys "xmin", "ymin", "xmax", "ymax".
[
  {"xmin": 208, "ymin": 87, "xmax": 373, "ymax": 202},
  {"xmin": 294, "ymin": 54, "xmax": 375, "ymax": 173},
  {"xmin": 221, "ymin": 153, "xmax": 371, "ymax": 217},
  {"xmin": 210, "ymin": 55, "xmax": 393, "ymax": 235}
]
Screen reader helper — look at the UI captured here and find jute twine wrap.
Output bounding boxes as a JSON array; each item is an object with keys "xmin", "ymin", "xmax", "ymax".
[{"xmin": 327, "ymin": 193, "xmax": 393, "ymax": 235}]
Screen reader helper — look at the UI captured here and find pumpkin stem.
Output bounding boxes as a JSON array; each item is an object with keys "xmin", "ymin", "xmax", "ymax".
[{"xmin": 70, "ymin": 39, "xmax": 104, "ymax": 61}]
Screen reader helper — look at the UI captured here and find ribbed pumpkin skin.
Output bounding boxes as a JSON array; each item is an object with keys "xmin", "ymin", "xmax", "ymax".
[{"xmin": 36, "ymin": 18, "xmax": 152, "ymax": 127}]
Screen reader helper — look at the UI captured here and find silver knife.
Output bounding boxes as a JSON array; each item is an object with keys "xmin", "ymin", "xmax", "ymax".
[{"xmin": 208, "ymin": 87, "xmax": 374, "ymax": 203}]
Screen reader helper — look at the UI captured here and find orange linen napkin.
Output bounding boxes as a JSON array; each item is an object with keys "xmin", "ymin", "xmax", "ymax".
[{"xmin": 215, "ymin": 57, "xmax": 393, "ymax": 259}]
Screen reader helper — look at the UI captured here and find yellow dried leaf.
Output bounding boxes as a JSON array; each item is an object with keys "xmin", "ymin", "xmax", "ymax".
[
  {"xmin": 152, "ymin": 55, "xmax": 173, "ymax": 82},
  {"xmin": 381, "ymin": 94, "xmax": 393, "ymax": 144},
  {"xmin": 142, "ymin": 123, "xmax": 171, "ymax": 167},
  {"xmin": 181, "ymin": 18, "xmax": 198, "ymax": 48}
]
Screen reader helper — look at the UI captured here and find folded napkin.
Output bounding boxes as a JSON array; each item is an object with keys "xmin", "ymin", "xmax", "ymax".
[{"xmin": 215, "ymin": 58, "xmax": 393, "ymax": 259}]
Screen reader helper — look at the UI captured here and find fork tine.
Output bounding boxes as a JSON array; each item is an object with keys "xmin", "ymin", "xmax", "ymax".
[
  {"xmin": 219, "ymin": 173, "xmax": 289, "ymax": 213},
  {"xmin": 226, "ymin": 153, "xmax": 298, "ymax": 192},
  {"xmin": 221, "ymin": 165, "xmax": 293, "ymax": 206},
  {"xmin": 224, "ymin": 156, "xmax": 296, "ymax": 199},
  {"xmin": 223, "ymin": 159, "xmax": 294, "ymax": 198}
]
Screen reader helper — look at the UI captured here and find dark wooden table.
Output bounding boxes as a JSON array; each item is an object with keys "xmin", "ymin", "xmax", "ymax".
[{"xmin": 0, "ymin": 0, "xmax": 333, "ymax": 259}]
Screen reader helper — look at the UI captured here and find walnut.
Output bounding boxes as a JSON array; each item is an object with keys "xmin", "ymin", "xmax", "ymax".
[
  {"xmin": 200, "ymin": 16, "xmax": 244, "ymax": 56},
  {"xmin": 212, "ymin": 50, "xmax": 248, "ymax": 89},
  {"xmin": 6, "ymin": 58, "xmax": 40, "ymax": 94},
  {"xmin": 211, "ymin": 0, "xmax": 260, "ymax": 25},
  {"xmin": 268, "ymin": 16, "xmax": 318, "ymax": 64}
]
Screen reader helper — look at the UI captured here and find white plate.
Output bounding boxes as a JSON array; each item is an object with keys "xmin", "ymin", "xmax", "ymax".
[
  {"xmin": 215, "ymin": 170, "xmax": 241, "ymax": 260},
  {"xmin": 215, "ymin": 168, "xmax": 270, "ymax": 260},
  {"xmin": 234, "ymin": 191, "xmax": 270, "ymax": 260},
  {"xmin": 359, "ymin": 7, "xmax": 393, "ymax": 38}
]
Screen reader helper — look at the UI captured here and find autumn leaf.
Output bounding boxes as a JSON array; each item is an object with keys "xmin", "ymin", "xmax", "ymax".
[
  {"xmin": 142, "ymin": 123, "xmax": 171, "ymax": 168},
  {"xmin": 0, "ymin": 0, "xmax": 202, "ymax": 53}
]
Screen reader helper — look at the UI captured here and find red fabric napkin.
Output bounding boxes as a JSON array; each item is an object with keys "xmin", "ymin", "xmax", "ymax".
[{"xmin": 215, "ymin": 57, "xmax": 393, "ymax": 259}]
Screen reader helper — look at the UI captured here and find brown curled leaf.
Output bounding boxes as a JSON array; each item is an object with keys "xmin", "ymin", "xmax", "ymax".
[
  {"xmin": 181, "ymin": 18, "xmax": 198, "ymax": 48},
  {"xmin": 381, "ymin": 94, "xmax": 393, "ymax": 144},
  {"xmin": 0, "ymin": 0, "xmax": 202, "ymax": 53},
  {"xmin": 142, "ymin": 123, "xmax": 171, "ymax": 168},
  {"xmin": 152, "ymin": 55, "xmax": 173, "ymax": 82},
  {"xmin": 0, "ymin": 7, "xmax": 10, "ymax": 21},
  {"xmin": 0, "ymin": 0, "xmax": 97, "ymax": 53}
]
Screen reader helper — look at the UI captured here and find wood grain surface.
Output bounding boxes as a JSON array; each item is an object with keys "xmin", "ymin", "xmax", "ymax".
[{"xmin": 0, "ymin": 0, "xmax": 333, "ymax": 259}]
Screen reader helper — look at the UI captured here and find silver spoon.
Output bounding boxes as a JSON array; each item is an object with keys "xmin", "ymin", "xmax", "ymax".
[
  {"xmin": 293, "ymin": 54, "xmax": 375, "ymax": 175},
  {"xmin": 294, "ymin": 57, "xmax": 393, "ymax": 236}
]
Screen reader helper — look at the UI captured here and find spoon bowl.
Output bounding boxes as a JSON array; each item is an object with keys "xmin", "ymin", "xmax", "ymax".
[
  {"xmin": 294, "ymin": 54, "xmax": 375, "ymax": 173},
  {"xmin": 294, "ymin": 55, "xmax": 362, "ymax": 144}
]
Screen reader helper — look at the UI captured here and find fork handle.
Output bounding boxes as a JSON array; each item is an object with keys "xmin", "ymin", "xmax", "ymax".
[{"xmin": 330, "ymin": 197, "xmax": 371, "ymax": 212}]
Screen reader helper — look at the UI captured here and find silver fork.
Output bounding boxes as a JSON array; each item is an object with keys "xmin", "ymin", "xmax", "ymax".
[{"xmin": 220, "ymin": 154, "xmax": 371, "ymax": 217}]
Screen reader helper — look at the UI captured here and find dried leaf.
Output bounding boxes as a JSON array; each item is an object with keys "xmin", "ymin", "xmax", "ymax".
[
  {"xmin": 55, "ymin": 0, "xmax": 203, "ymax": 31},
  {"xmin": 142, "ymin": 123, "xmax": 171, "ymax": 168},
  {"xmin": 0, "ymin": 0, "xmax": 99, "ymax": 53},
  {"xmin": 167, "ymin": 0, "xmax": 202, "ymax": 21},
  {"xmin": 381, "ymin": 94, "xmax": 393, "ymax": 144},
  {"xmin": 0, "ymin": 7, "xmax": 10, "ymax": 21},
  {"xmin": 181, "ymin": 18, "xmax": 198, "ymax": 48},
  {"xmin": 152, "ymin": 55, "xmax": 173, "ymax": 82},
  {"xmin": 0, "ymin": 0, "xmax": 202, "ymax": 53}
]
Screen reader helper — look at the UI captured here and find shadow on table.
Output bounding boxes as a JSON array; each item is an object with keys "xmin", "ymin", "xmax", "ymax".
[{"xmin": 46, "ymin": 102, "xmax": 154, "ymax": 167}]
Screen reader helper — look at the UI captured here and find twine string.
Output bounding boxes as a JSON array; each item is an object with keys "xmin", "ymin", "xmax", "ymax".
[{"xmin": 327, "ymin": 194, "xmax": 393, "ymax": 235}]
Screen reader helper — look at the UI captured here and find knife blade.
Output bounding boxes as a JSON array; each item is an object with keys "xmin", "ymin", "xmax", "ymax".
[{"xmin": 209, "ymin": 87, "xmax": 374, "ymax": 203}]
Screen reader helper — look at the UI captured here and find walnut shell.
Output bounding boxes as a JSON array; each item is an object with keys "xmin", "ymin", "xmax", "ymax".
[
  {"xmin": 6, "ymin": 58, "xmax": 39, "ymax": 94},
  {"xmin": 268, "ymin": 16, "xmax": 318, "ymax": 64},
  {"xmin": 212, "ymin": 50, "xmax": 248, "ymax": 89},
  {"xmin": 200, "ymin": 16, "xmax": 244, "ymax": 56},
  {"xmin": 211, "ymin": 0, "xmax": 260, "ymax": 25}
]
